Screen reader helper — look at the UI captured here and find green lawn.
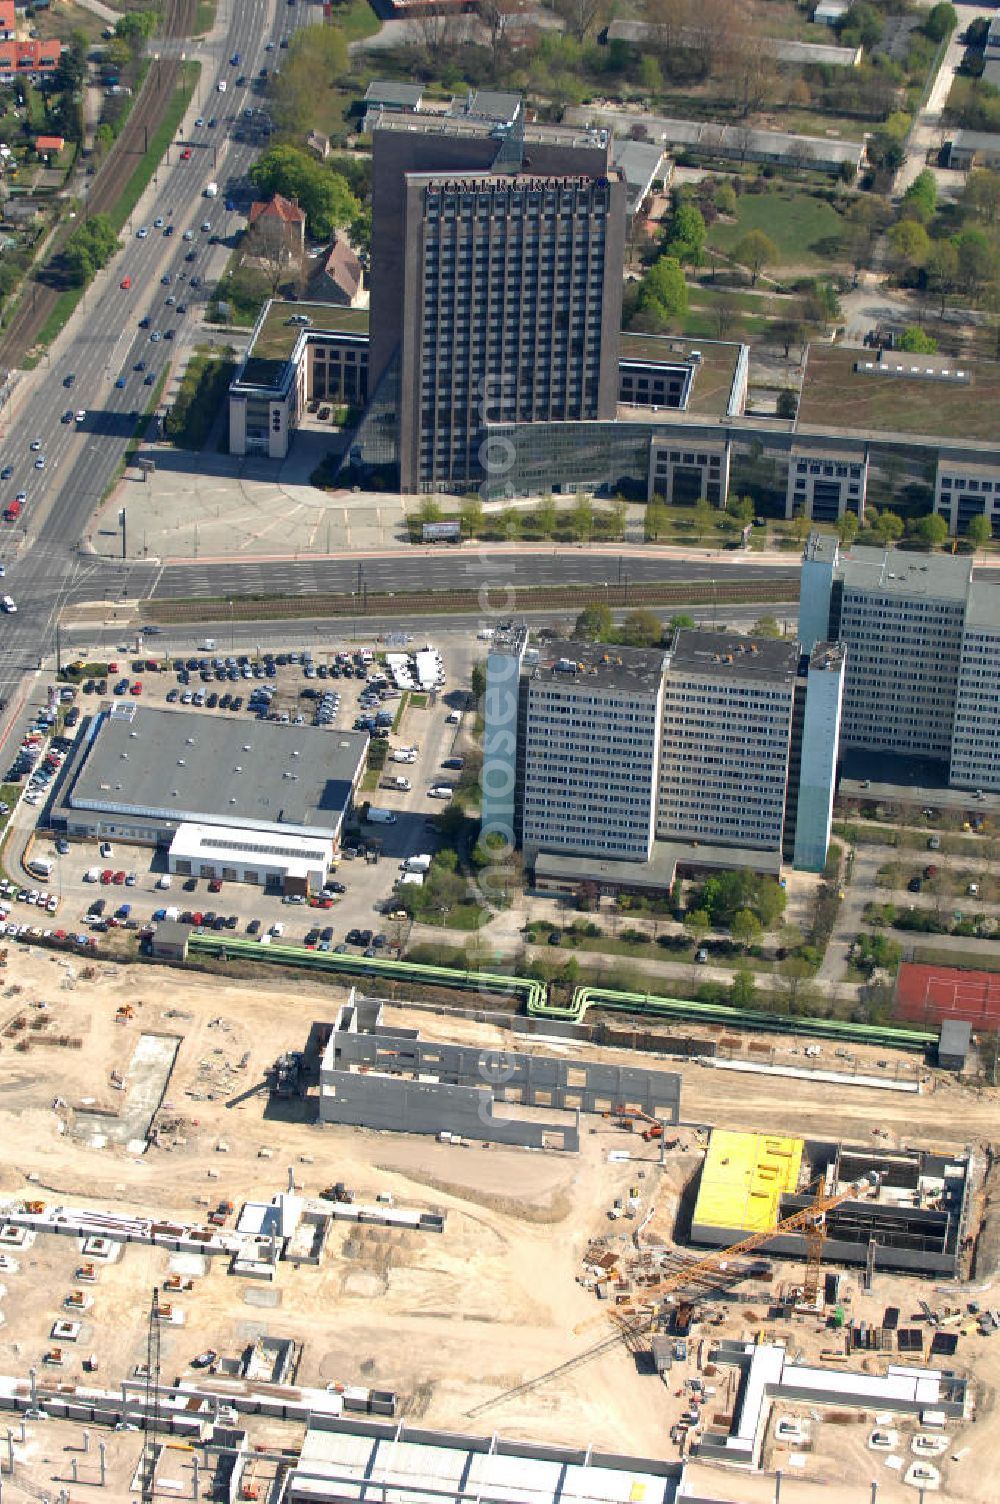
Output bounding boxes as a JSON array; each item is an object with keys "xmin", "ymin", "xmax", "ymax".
[
  {"xmin": 334, "ymin": 0, "xmax": 380, "ymax": 42},
  {"xmin": 193, "ymin": 0, "xmax": 216, "ymax": 35},
  {"xmin": 708, "ymin": 187, "xmax": 847, "ymax": 269}
]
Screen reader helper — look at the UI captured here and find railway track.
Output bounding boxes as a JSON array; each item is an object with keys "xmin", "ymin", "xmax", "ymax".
[
  {"xmin": 141, "ymin": 576, "xmax": 802, "ymax": 626},
  {"xmin": 0, "ymin": 0, "xmax": 196, "ymax": 371}
]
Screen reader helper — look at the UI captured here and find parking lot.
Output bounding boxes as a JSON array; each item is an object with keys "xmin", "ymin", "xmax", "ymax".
[{"xmin": 1, "ymin": 629, "xmax": 480, "ymax": 952}]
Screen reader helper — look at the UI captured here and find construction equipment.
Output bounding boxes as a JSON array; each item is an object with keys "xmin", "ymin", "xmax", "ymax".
[
  {"xmin": 474, "ymin": 1172, "xmax": 878, "ymax": 1419},
  {"xmin": 115, "ymin": 1004, "xmax": 134, "ymax": 1023},
  {"xmin": 140, "ymin": 1287, "xmax": 162, "ymax": 1503}
]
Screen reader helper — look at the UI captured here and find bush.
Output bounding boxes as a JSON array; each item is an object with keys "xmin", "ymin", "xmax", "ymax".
[{"xmin": 163, "ymin": 349, "xmax": 236, "ymax": 449}]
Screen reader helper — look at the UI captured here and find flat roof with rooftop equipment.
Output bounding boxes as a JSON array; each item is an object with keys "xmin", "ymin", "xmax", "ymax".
[{"xmin": 57, "ymin": 705, "xmax": 368, "ymax": 845}]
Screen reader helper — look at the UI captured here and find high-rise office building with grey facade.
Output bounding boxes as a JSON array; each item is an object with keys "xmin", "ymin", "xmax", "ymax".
[
  {"xmin": 357, "ymin": 92, "xmax": 625, "ymax": 492},
  {"xmin": 482, "ymin": 626, "xmax": 844, "ymax": 881},
  {"xmin": 800, "ymin": 534, "xmax": 1000, "ymax": 790}
]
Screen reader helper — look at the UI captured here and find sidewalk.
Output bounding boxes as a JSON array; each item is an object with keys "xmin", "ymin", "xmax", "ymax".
[{"xmin": 409, "ymin": 920, "xmax": 864, "ymax": 1005}]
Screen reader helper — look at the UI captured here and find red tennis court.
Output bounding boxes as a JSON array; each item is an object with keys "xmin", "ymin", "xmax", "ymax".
[{"xmin": 896, "ymin": 962, "xmax": 1000, "ymax": 1029}]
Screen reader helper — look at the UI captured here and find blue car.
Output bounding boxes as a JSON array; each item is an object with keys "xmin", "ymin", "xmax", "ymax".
[
  {"xmin": 152, "ymin": 907, "xmax": 167, "ymax": 922},
  {"xmin": 115, "ymin": 903, "xmax": 131, "ymax": 920},
  {"xmin": 115, "ymin": 375, "xmax": 126, "ymax": 388},
  {"xmin": 225, "ymin": 198, "xmax": 236, "ymax": 211}
]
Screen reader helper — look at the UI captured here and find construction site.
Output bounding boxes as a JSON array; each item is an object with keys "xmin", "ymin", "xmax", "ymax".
[{"xmin": 0, "ymin": 943, "xmax": 998, "ymax": 1503}]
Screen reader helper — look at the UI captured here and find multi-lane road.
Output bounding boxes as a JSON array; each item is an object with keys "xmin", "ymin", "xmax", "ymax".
[
  {"xmin": 0, "ymin": 0, "xmax": 306, "ymax": 706},
  {"xmin": 0, "ymin": 0, "xmax": 801, "ymax": 725}
]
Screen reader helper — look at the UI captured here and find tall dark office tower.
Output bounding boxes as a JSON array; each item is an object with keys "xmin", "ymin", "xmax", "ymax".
[{"xmin": 364, "ymin": 93, "xmax": 625, "ymax": 492}]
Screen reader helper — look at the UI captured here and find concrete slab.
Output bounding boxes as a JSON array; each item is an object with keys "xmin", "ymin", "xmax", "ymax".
[{"xmin": 73, "ymin": 1032, "xmax": 180, "ymax": 1147}]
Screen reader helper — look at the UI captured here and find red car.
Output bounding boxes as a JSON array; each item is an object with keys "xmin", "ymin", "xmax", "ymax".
[
  {"xmin": 100, "ymin": 869, "xmax": 113, "ymax": 885},
  {"xmin": 113, "ymin": 870, "xmax": 126, "ymax": 885},
  {"xmin": 181, "ymin": 147, "xmax": 192, "ymax": 160},
  {"xmin": 108, "ymin": 662, "xmax": 118, "ymax": 673},
  {"xmin": 130, "ymin": 681, "xmax": 142, "ymax": 695},
  {"xmin": 191, "ymin": 911, "xmax": 203, "ymax": 926},
  {"xmin": 208, "ymin": 878, "xmax": 222, "ymax": 893},
  {"xmin": 120, "ymin": 276, "xmax": 132, "ymax": 290}
]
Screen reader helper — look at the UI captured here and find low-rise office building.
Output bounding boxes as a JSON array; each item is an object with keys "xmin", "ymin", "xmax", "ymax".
[
  {"xmin": 53, "ymin": 704, "xmax": 368, "ymax": 881},
  {"xmin": 167, "ymin": 821, "xmax": 335, "ymax": 892},
  {"xmin": 228, "ymin": 302, "xmax": 370, "ymax": 459}
]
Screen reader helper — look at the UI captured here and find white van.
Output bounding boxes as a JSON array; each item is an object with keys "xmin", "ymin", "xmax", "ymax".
[
  {"xmin": 156, "ymin": 874, "xmax": 172, "ymax": 890},
  {"xmin": 200, "ymin": 639, "xmax": 216, "ymax": 651},
  {"xmin": 84, "ymin": 867, "xmax": 100, "ymax": 883}
]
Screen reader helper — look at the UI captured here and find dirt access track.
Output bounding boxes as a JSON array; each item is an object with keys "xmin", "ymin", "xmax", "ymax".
[{"xmin": 0, "ymin": 0, "xmax": 196, "ymax": 372}]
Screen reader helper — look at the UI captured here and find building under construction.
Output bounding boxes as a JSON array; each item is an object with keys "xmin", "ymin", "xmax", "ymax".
[{"xmin": 689, "ymin": 1132, "xmax": 972, "ymax": 1278}]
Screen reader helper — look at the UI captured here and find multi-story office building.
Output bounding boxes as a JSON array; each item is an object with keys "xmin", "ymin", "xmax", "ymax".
[
  {"xmin": 949, "ymin": 581, "xmax": 1000, "ymax": 792},
  {"xmin": 656, "ymin": 633, "xmax": 799, "ymax": 852},
  {"xmin": 519, "ymin": 641, "xmax": 666, "ymax": 863},
  {"xmin": 799, "ymin": 534, "xmax": 1000, "ymax": 789},
  {"xmin": 791, "ymin": 642, "xmax": 846, "ymax": 871},
  {"xmin": 399, "ymin": 170, "xmax": 625, "ymax": 490},
  {"xmin": 357, "ymin": 92, "xmax": 625, "ymax": 492},
  {"xmin": 484, "ymin": 626, "xmax": 845, "ymax": 885}
]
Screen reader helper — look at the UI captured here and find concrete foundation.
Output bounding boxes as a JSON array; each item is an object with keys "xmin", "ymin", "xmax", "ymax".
[{"xmin": 318, "ymin": 996, "xmax": 682, "ymax": 1151}]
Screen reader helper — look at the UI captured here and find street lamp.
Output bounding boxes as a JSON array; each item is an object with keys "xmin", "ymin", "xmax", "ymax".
[{"xmin": 228, "ymin": 599, "xmax": 234, "ymax": 655}]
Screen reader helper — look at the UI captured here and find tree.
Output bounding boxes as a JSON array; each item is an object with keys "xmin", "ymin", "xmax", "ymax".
[
  {"xmin": 731, "ymin": 908, "xmax": 762, "ymax": 951},
  {"xmin": 638, "ymin": 53, "xmax": 663, "ymax": 94},
  {"xmin": 62, "ymin": 214, "xmax": 119, "ymax": 286},
  {"xmin": 619, "ymin": 609, "xmax": 664, "ymax": 647},
  {"xmin": 753, "ymin": 878, "xmax": 787, "ymax": 928},
  {"xmin": 957, "ymin": 228, "xmax": 998, "ymax": 298},
  {"xmin": 899, "ymin": 324, "xmax": 937, "ymax": 353},
  {"xmin": 498, "ymin": 508, "xmax": 521, "ymax": 541},
  {"xmin": 715, "ymin": 181, "xmax": 737, "ymax": 216},
  {"xmin": 901, "ymin": 169, "xmax": 937, "ymax": 224},
  {"xmin": 731, "ymin": 969, "xmax": 756, "ymax": 1007},
  {"xmin": 839, "ymin": 1, "xmax": 883, "ymax": 49},
  {"xmin": 115, "ymin": 11, "xmax": 158, "ymax": 51},
  {"xmin": 244, "ymin": 221, "xmax": 298, "ymax": 294},
  {"xmin": 645, "ymin": 501, "xmax": 669, "ymax": 541},
  {"xmin": 967, "ymin": 512, "xmax": 992, "ymax": 547},
  {"xmin": 684, "ymin": 909, "xmax": 711, "ymax": 948},
  {"xmin": 666, "ymin": 202, "xmax": 706, "ymax": 268},
  {"xmin": 536, "ymin": 494, "xmax": 557, "ymax": 537},
  {"xmin": 668, "ymin": 612, "xmax": 696, "ymax": 632},
  {"xmin": 867, "ymin": 132, "xmax": 905, "ymax": 178},
  {"xmin": 836, "ymin": 512, "xmax": 859, "ymax": 546},
  {"xmin": 551, "ymin": 0, "xmax": 606, "ymax": 38},
  {"xmin": 270, "ymin": 25, "xmax": 349, "ymax": 137},
  {"xmin": 776, "ymin": 390, "xmax": 797, "ymax": 420},
  {"xmin": 570, "ymin": 493, "xmax": 593, "ymax": 543},
  {"xmin": 924, "ymin": 2, "xmax": 957, "ymax": 42},
  {"xmin": 912, "ymin": 511, "xmax": 949, "ymax": 549},
  {"xmin": 638, "ymin": 255, "xmax": 688, "ymax": 327},
  {"xmin": 925, "ymin": 238, "xmax": 958, "ymax": 315},
  {"xmin": 888, "ymin": 220, "xmax": 930, "ymax": 275},
  {"xmin": 733, "ymin": 230, "xmax": 777, "ymax": 287},
  {"xmin": 726, "ymin": 494, "xmax": 754, "ymax": 524},
  {"xmin": 713, "ymin": 292, "xmax": 742, "ymax": 340},
  {"xmin": 249, "ymin": 147, "xmax": 360, "ymax": 240},
  {"xmin": 962, "ymin": 169, "xmax": 1000, "ymax": 226},
  {"xmin": 872, "ymin": 509, "xmax": 904, "ymax": 546},
  {"xmin": 573, "ymin": 604, "xmax": 613, "ymax": 641},
  {"xmin": 460, "ymin": 498, "xmax": 483, "ymax": 538}
]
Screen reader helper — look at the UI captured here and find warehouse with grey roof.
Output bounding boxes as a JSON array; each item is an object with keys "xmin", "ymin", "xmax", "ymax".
[{"xmin": 55, "ymin": 703, "xmax": 368, "ymax": 887}]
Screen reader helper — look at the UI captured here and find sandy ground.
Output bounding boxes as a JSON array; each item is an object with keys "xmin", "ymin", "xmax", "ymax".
[{"xmin": 0, "ymin": 944, "xmax": 1000, "ymax": 1502}]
